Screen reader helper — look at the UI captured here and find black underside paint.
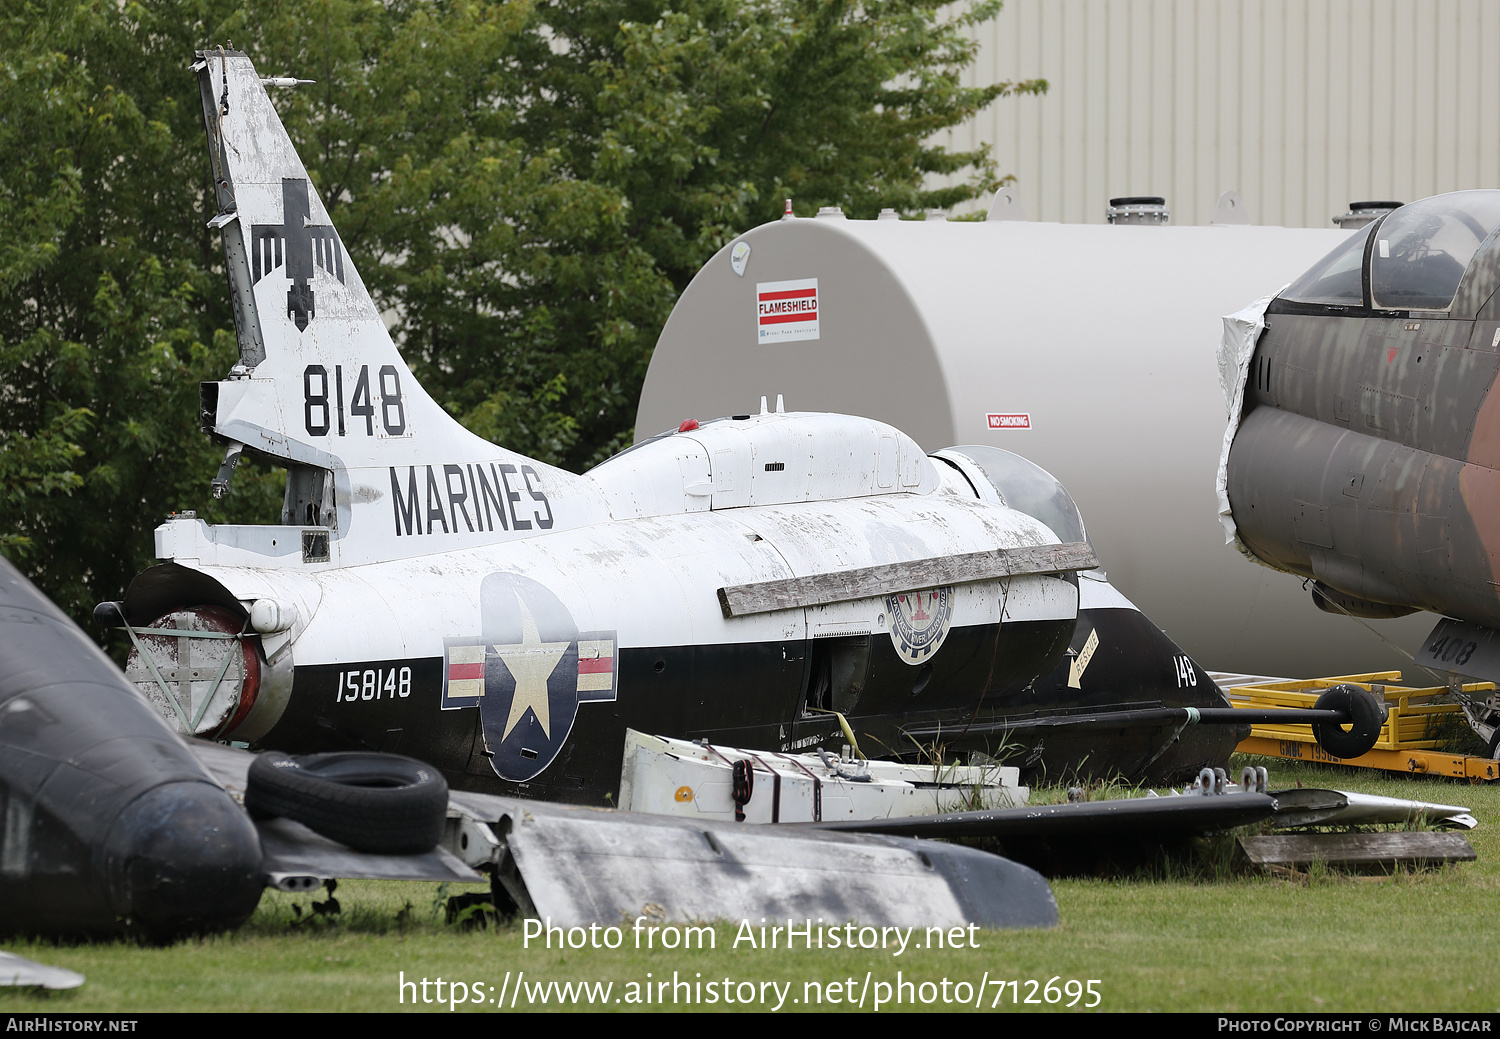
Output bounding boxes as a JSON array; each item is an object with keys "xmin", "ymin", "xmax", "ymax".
[
  {"xmin": 1015, "ymin": 606, "xmax": 1241, "ymax": 785},
  {"xmin": 263, "ymin": 605, "xmax": 1234, "ymax": 803}
]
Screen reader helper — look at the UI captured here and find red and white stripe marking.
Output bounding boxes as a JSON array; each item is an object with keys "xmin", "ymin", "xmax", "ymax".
[
  {"xmin": 577, "ymin": 638, "xmax": 615, "ymax": 694},
  {"xmin": 446, "ymin": 644, "xmax": 485, "ymax": 699},
  {"xmin": 756, "ymin": 278, "xmax": 820, "ymax": 343}
]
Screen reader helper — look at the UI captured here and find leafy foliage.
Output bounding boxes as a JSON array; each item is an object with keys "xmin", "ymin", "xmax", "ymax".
[
  {"xmin": 0, "ymin": 1, "xmax": 286, "ymax": 622},
  {"xmin": 0, "ymin": 0, "xmax": 1041, "ymax": 627}
]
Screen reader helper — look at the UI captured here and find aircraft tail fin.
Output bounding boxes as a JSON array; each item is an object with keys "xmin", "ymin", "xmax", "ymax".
[
  {"xmin": 195, "ymin": 50, "xmax": 386, "ymax": 374},
  {"xmin": 186, "ymin": 51, "xmax": 586, "ymax": 563}
]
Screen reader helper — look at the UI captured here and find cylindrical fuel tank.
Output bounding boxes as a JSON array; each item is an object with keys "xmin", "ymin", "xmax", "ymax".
[{"xmin": 638, "ymin": 215, "xmax": 1436, "ymax": 676}]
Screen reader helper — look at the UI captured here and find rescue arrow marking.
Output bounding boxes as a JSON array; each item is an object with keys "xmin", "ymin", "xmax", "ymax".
[{"xmin": 1067, "ymin": 628, "xmax": 1100, "ymax": 689}]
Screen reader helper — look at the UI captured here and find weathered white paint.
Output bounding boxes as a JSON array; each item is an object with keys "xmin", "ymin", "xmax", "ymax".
[{"xmin": 142, "ymin": 56, "xmax": 1093, "ymax": 743}]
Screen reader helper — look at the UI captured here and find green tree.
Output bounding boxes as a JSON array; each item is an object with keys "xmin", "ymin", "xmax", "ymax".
[
  {"xmin": 0, "ymin": 0, "xmax": 1042, "ymax": 628},
  {"xmin": 238, "ymin": 1, "xmax": 1042, "ymax": 470},
  {"xmin": 236, "ymin": 0, "xmax": 676, "ymax": 470},
  {"xmin": 0, "ymin": 0, "xmax": 286, "ymax": 626},
  {"xmin": 421, "ymin": 0, "xmax": 1045, "ymax": 467}
]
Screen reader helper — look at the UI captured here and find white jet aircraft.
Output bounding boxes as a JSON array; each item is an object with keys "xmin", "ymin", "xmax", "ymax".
[{"xmin": 104, "ymin": 51, "xmax": 1239, "ymax": 802}]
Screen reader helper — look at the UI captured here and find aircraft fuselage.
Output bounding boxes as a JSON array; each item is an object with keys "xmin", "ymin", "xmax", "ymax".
[{"xmin": 1225, "ymin": 192, "xmax": 1500, "ymax": 630}]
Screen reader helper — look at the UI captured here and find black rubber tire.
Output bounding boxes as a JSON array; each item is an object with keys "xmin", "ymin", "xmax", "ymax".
[
  {"xmin": 245, "ymin": 751, "xmax": 448, "ymax": 855},
  {"xmin": 1310, "ymin": 684, "xmax": 1386, "ymax": 759}
]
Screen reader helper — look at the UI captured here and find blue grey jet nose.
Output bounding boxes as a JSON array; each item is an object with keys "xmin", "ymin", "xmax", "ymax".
[{"xmin": 102, "ymin": 780, "xmax": 264, "ymax": 942}]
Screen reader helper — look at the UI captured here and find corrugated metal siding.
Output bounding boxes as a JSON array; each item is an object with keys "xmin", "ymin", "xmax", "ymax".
[{"xmin": 938, "ymin": 0, "xmax": 1500, "ymax": 226}]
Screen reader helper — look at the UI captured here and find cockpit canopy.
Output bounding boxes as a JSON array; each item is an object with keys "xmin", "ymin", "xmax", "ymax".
[
  {"xmin": 1281, "ymin": 189, "xmax": 1500, "ymax": 312},
  {"xmin": 938, "ymin": 445, "xmax": 1088, "ymax": 544}
]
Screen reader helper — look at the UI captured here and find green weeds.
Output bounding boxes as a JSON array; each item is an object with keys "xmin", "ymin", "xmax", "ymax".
[{"xmin": 0, "ymin": 754, "xmax": 1493, "ymax": 1012}]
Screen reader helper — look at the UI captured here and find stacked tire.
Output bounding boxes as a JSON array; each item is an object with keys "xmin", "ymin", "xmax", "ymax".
[{"xmin": 246, "ymin": 751, "xmax": 448, "ymax": 855}]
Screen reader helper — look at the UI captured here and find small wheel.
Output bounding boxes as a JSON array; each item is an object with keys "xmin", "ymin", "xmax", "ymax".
[
  {"xmin": 1311, "ymin": 684, "xmax": 1386, "ymax": 759},
  {"xmin": 246, "ymin": 751, "xmax": 449, "ymax": 854}
]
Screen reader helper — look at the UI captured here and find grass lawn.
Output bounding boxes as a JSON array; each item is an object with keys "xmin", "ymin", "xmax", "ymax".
[{"xmin": 3, "ymin": 754, "xmax": 1496, "ymax": 1013}]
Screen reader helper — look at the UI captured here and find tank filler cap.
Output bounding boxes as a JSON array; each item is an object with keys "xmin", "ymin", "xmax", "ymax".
[
  {"xmin": 1333, "ymin": 200, "xmax": 1403, "ymax": 229},
  {"xmin": 1106, "ymin": 196, "xmax": 1169, "ymax": 225}
]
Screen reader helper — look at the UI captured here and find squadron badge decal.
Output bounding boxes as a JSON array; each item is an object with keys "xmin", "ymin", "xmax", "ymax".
[
  {"xmin": 442, "ymin": 572, "xmax": 616, "ymax": 782},
  {"xmin": 885, "ymin": 587, "xmax": 954, "ymax": 664},
  {"xmin": 251, "ymin": 177, "xmax": 346, "ymax": 331}
]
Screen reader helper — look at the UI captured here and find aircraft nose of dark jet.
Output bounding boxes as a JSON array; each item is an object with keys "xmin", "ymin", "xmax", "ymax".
[{"xmin": 103, "ymin": 780, "xmax": 264, "ymax": 942}]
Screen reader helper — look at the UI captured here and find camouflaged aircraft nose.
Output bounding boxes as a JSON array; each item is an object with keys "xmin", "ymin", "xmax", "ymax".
[{"xmin": 1223, "ymin": 190, "xmax": 1500, "ymax": 631}]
